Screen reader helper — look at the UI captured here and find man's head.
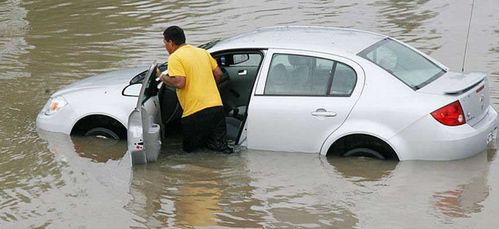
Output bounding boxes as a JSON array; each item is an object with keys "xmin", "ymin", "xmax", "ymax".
[{"xmin": 163, "ymin": 26, "xmax": 186, "ymax": 54}]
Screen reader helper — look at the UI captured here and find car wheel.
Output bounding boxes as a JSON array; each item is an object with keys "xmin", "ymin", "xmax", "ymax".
[
  {"xmin": 84, "ymin": 127, "xmax": 120, "ymax": 140},
  {"xmin": 343, "ymin": 148, "xmax": 385, "ymax": 160}
]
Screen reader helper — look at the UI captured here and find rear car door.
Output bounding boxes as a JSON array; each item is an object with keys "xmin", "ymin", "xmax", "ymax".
[
  {"xmin": 128, "ymin": 63, "xmax": 162, "ymax": 165},
  {"xmin": 247, "ymin": 49, "xmax": 364, "ymax": 153}
]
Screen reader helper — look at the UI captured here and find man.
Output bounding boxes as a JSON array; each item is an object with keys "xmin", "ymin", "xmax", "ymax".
[{"xmin": 158, "ymin": 26, "xmax": 232, "ymax": 154}]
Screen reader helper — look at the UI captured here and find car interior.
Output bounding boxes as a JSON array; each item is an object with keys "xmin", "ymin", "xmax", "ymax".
[
  {"xmin": 158, "ymin": 50, "xmax": 264, "ymax": 145},
  {"xmin": 264, "ymin": 54, "xmax": 357, "ymax": 97}
]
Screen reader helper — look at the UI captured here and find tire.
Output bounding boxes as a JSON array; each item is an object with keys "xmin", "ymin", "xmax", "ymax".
[
  {"xmin": 84, "ymin": 127, "xmax": 120, "ymax": 140},
  {"xmin": 343, "ymin": 148, "xmax": 385, "ymax": 160}
]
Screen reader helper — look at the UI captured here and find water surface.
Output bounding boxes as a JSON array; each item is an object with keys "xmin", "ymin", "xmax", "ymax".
[{"xmin": 0, "ymin": 0, "xmax": 498, "ymax": 228}]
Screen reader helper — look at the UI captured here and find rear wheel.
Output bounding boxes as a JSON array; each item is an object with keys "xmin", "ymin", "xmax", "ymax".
[
  {"xmin": 328, "ymin": 134, "xmax": 399, "ymax": 160},
  {"xmin": 343, "ymin": 148, "xmax": 385, "ymax": 160},
  {"xmin": 84, "ymin": 127, "xmax": 120, "ymax": 140}
]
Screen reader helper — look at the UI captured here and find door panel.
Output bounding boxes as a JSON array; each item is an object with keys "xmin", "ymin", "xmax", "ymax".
[
  {"xmin": 141, "ymin": 96, "xmax": 161, "ymax": 162},
  {"xmin": 247, "ymin": 50, "xmax": 364, "ymax": 153},
  {"xmin": 128, "ymin": 63, "xmax": 162, "ymax": 165}
]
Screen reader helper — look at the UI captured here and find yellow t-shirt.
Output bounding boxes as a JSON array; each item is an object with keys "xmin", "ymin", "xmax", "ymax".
[{"xmin": 167, "ymin": 45, "xmax": 222, "ymax": 117}]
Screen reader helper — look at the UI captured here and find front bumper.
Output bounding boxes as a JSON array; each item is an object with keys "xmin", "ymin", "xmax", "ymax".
[
  {"xmin": 390, "ymin": 105, "xmax": 498, "ymax": 160},
  {"xmin": 35, "ymin": 106, "xmax": 75, "ymax": 134}
]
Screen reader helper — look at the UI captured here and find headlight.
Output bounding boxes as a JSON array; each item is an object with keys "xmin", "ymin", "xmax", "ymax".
[{"xmin": 43, "ymin": 96, "xmax": 68, "ymax": 115}]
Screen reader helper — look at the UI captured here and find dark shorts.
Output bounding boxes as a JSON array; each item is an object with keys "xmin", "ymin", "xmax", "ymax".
[{"xmin": 181, "ymin": 106, "xmax": 229, "ymax": 152}]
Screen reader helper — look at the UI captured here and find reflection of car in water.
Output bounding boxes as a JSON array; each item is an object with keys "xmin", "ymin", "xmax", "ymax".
[
  {"xmin": 37, "ymin": 128, "xmax": 495, "ymax": 227},
  {"xmin": 35, "ymin": 130, "xmax": 135, "ymax": 227},
  {"xmin": 37, "ymin": 26, "xmax": 498, "ymax": 163},
  {"xmin": 243, "ymin": 151, "xmax": 493, "ymax": 228},
  {"xmin": 326, "ymin": 156, "xmax": 398, "ymax": 182}
]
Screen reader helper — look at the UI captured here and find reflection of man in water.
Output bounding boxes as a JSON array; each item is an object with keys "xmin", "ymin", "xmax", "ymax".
[{"xmin": 158, "ymin": 26, "xmax": 232, "ymax": 154}]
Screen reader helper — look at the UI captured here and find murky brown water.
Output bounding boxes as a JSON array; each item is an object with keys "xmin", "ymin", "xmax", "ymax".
[{"xmin": 1, "ymin": 0, "xmax": 498, "ymax": 228}]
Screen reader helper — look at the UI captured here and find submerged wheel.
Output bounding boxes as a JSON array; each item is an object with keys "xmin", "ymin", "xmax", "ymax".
[
  {"xmin": 84, "ymin": 127, "xmax": 120, "ymax": 140},
  {"xmin": 343, "ymin": 148, "xmax": 385, "ymax": 160}
]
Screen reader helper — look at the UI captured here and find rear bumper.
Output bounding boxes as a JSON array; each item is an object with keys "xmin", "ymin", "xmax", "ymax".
[{"xmin": 390, "ymin": 105, "xmax": 497, "ymax": 160}]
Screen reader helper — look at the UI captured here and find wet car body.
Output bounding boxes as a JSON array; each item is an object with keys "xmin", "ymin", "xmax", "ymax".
[
  {"xmin": 36, "ymin": 67, "xmax": 146, "ymax": 139},
  {"xmin": 36, "ymin": 26, "xmax": 498, "ymax": 162}
]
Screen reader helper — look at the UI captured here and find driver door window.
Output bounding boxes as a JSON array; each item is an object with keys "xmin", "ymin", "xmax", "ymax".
[{"xmin": 215, "ymin": 52, "xmax": 263, "ymax": 114}]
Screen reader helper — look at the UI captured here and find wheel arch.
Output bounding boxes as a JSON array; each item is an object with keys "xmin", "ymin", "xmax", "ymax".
[
  {"xmin": 71, "ymin": 113, "xmax": 127, "ymax": 139},
  {"xmin": 324, "ymin": 133, "xmax": 399, "ymax": 160}
]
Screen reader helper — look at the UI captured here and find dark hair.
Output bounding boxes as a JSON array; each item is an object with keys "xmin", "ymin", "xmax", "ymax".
[{"xmin": 163, "ymin": 26, "xmax": 186, "ymax": 45}]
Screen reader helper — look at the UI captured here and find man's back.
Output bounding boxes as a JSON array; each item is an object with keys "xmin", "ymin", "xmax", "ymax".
[{"xmin": 168, "ymin": 45, "xmax": 222, "ymax": 117}]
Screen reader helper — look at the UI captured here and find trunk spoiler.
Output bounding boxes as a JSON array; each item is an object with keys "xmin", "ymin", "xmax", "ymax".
[
  {"xmin": 443, "ymin": 72, "xmax": 486, "ymax": 95},
  {"xmin": 417, "ymin": 71, "xmax": 488, "ymax": 96}
]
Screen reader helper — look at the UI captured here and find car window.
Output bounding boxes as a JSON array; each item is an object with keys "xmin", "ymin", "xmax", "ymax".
[
  {"xmin": 220, "ymin": 54, "xmax": 261, "ymax": 67},
  {"xmin": 130, "ymin": 70, "xmax": 147, "ymax": 84},
  {"xmin": 264, "ymin": 54, "xmax": 337, "ymax": 96},
  {"xmin": 358, "ymin": 38, "xmax": 445, "ymax": 89},
  {"xmin": 330, "ymin": 62, "xmax": 357, "ymax": 96},
  {"xmin": 129, "ymin": 63, "xmax": 167, "ymax": 85}
]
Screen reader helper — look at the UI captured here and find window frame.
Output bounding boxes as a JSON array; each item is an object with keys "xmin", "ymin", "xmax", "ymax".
[{"xmin": 262, "ymin": 53, "xmax": 357, "ymax": 97}]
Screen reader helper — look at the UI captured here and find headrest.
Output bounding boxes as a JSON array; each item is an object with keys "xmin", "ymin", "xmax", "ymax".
[{"xmin": 288, "ymin": 55, "xmax": 313, "ymax": 66}]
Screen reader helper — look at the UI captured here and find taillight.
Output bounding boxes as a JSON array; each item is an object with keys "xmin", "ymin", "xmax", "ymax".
[{"xmin": 431, "ymin": 101, "xmax": 466, "ymax": 126}]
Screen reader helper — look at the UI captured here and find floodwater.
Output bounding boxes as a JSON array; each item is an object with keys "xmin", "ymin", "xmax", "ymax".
[{"xmin": 1, "ymin": 0, "xmax": 498, "ymax": 228}]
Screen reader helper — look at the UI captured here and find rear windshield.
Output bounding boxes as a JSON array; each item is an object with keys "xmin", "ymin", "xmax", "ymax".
[{"xmin": 358, "ymin": 38, "xmax": 445, "ymax": 89}]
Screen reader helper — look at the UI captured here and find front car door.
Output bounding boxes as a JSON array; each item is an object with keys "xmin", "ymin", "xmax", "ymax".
[
  {"xmin": 247, "ymin": 49, "xmax": 364, "ymax": 153},
  {"xmin": 128, "ymin": 63, "xmax": 162, "ymax": 165}
]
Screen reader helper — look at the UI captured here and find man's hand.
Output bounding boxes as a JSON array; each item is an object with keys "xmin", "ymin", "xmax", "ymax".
[
  {"xmin": 155, "ymin": 67, "xmax": 162, "ymax": 77},
  {"xmin": 160, "ymin": 72, "xmax": 186, "ymax": 89},
  {"xmin": 213, "ymin": 67, "xmax": 223, "ymax": 83}
]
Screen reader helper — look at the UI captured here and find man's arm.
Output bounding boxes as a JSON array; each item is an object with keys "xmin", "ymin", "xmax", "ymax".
[
  {"xmin": 213, "ymin": 66, "xmax": 223, "ymax": 83},
  {"xmin": 160, "ymin": 72, "xmax": 186, "ymax": 89}
]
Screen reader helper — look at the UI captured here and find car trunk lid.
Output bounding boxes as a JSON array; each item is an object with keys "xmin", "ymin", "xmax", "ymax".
[{"xmin": 418, "ymin": 71, "xmax": 490, "ymax": 127}]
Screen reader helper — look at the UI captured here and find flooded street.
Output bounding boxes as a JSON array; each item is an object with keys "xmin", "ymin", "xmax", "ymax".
[{"xmin": 1, "ymin": 0, "xmax": 499, "ymax": 228}]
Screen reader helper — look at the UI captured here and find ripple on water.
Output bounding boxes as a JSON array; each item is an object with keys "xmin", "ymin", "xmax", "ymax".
[
  {"xmin": 0, "ymin": 1, "xmax": 32, "ymax": 80},
  {"xmin": 0, "ymin": 0, "xmax": 498, "ymax": 227}
]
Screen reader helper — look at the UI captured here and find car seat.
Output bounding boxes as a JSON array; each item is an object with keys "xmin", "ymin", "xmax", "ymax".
[
  {"xmin": 287, "ymin": 55, "xmax": 315, "ymax": 94},
  {"xmin": 265, "ymin": 63, "xmax": 288, "ymax": 94}
]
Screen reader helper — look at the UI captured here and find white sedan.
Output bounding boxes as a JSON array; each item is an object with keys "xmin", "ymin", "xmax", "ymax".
[{"xmin": 37, "ymin": 26, "xmax": 498, "ymax": 164}]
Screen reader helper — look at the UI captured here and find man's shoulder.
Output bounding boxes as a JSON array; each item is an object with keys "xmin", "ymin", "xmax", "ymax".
[
  {"xmin": 175, "ymin": 45, "xmax": 207, "ymax": 55},
  {"xmin": 189, "ymin": 45, "xmax": 209, "ymax": 54}
]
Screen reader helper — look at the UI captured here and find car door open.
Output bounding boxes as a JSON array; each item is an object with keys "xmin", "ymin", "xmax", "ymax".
[{"xmin": 128, "ymin": 63, "xmax": 162, "ymax": 165}]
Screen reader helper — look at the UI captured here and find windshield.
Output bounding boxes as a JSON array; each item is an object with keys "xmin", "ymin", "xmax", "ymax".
[{"xmin": 358, "ymin": 38, "xmax": 445, "ymax": 89}]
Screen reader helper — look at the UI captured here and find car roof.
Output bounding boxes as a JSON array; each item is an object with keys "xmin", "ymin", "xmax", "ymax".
[{"xmin": 210, "ymin": 26, "xmax": 386, "ymax": 55}]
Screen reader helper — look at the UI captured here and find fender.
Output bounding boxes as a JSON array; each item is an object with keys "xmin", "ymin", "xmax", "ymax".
[{"xmin": 319, "ymin": 119, "xmax": 400, "ymax": 156}]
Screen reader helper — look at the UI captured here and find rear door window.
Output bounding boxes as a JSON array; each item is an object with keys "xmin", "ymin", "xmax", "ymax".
[
  {"xmin": 264, "ymin": 53, "xmax": 356, "ymax": 97},
  {"xmin": 330, "ymin": 63, "xmax": 357, "ymax": 96}
]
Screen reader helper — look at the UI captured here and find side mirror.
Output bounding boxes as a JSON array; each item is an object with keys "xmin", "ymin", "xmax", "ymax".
[{"xmin": 122, "ymin": 83, "xmax": 141, "ymax": 97}]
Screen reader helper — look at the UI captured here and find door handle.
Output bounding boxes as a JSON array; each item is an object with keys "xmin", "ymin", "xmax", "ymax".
[
  {"xmin": 311, "ymin": 108, "xmax": 337, "ymax": 117},
  {"xmin": 238, "ymin": 70, "xmax": 247, "ymax": 76}
]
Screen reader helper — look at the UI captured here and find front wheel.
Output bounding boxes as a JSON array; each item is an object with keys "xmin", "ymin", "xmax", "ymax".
[
  {"xmin": 343, "ymin": 148, "xmax": 385, "ymax": 160},
  {"xmin": 84, "ymin": 127, "xmax": 120, "ymax": 140}
]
